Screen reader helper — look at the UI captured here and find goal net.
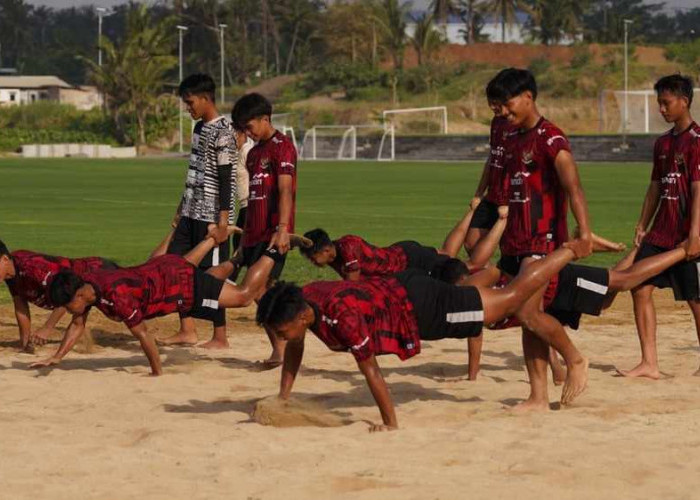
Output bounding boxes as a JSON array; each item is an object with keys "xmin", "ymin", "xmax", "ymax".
[
  {"xmin": 382, "ymin": 106, "xmax": 448, "ymax": 135},
  {"xmin": 300, "ymin": 125, "xmax": 386, "ymax": 160},
  {"xmin": 612, "ymin": 89, "xmax": 700, "ymax": 134}
]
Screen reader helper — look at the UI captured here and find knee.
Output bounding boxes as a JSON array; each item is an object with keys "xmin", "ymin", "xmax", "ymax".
[{"xmin": 516, "ymin": 307, "xmax": 542, "ymax": 332}]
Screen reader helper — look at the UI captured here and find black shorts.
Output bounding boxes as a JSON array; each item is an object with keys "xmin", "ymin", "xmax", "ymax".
[
  {"xmin": 497, "ymin": 253, "xmax": 546, "ymax": 277},
  {"xmin": 394, "ymin": 241, "xmax": 443, "ymax": 274},
  {"xmin": 188, "ymin": 268, "xmax": 226, "ymax": 321},
  {"xmin": 669, "ymin": 259, "xmax": 700, "ymax": 301},
  {"xmin": 241, "ymin": 241, "xmax": 287, "ymax": 282},
  {"xmin": 546, "ymin": 264, "xmax": 610, "ymax": 330},
  {"xmin": 232, "ymin": 207, "xmax": 247, "ymax": 251},
  {"xmin": 168, "ymin": 216, "xmax": 230, "ymax": 326},
  {"xmin": 395, "ymin": 269, "xmax": 484, "ymax": 340},
  {"xmin": 469, "ymin": 199, "xmax": 499, "ymax": 230}
]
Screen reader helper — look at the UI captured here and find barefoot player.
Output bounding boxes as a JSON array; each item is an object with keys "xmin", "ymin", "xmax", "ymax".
[{"xmin": 619, "ymin": 75, "xmax": 700, "ymax": 379}]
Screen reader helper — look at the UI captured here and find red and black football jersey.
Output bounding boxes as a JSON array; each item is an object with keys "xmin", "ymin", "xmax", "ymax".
[
  {"xmin": 243, "ymin": 130, "xmax": 297, "ymax": 247},
  {"xmin": 6, "ymin": 251, "xmax": 115, "ymax": 309},
  {"xmin": 645, "ymin": 123, "xmax": 700, "ymax": 249},
  {"xmin": 301, "ymin": 277, "xmax": 421, "ymax": 362},
  {"xmin": 485, "ymin": 116, "xmax": 516, "ymax": 205},
  {"xmin": 83, "ymin": 255, "xmax": 195, "ymax": 328},
  {"xmin": 500, "ymin": 117, "xmax": 571, "ymax": 256},
  {"xmin": 329, "ymin": 235, "xmax": 408, "ymax": 279}
]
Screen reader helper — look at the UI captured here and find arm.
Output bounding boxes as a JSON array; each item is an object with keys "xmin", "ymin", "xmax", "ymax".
[
  {"xmin": 687, "ymin": 181, "xmax": 700, "ymax": 259},
  {"xmin": 31, "ymin": 307, "xmax": 67, "ymax": 346},
  {"xmin": 474, "ymin": 156, "xmax": 491, "ymax": 199},
  {"xmin": 344, "ymin": 270, "xmax": 361, "ymax": 282},
  {"xmin": 634, "ymin": 182, "xmax": 661, "ymax": 246},
  {"xmin": 279, "ymin": 336, "xmax": 305, "ymax": 399},
  {"xmin": 128, "ymin": 322, "xmax": 162, "ymax": 376},
  {"xmin": 268, "ymin": 174, "xmax": 294, "ymax": 254},
  {"xmin": 30, "ymin": 311, "xmax": 89, "ymax": 368},
  {"xmin": 210, "ymin": 160, "xmax": 234, "ymax": 244},
  {"xmin": 554, "ymin": 150, "xmax": 592, "ymax": 257},
  {"xmin": 356, "ymin": 355, "xmax": 398, "ymax": 432},
  {"xmin": 13, "ymin": 295, "xmax": 31, "ymax": 350}
]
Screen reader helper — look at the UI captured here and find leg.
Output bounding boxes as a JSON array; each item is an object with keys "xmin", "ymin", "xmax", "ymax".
[
  {"xmin": 617, "ymin": 284, "xmax": 660, "ymax": 379},
  {"xmin": 214, "ymin": 255, "xmax": 276, "ymax": 306},
  {"xmin": 200, "ymin": 315, "xmax": 229, "ymax": 350},
  {"xmin": 548, "ymin": 345, "xmax": 566, "ymax": 386},
  {"xmin": 463, "ymin": 228, "xmax": 488, "ymax": 255},
  {"xmin": 687, "ymin": 300, "xmax": 700, "ymax": 376},
  {"xmin": 158, "ymin": 315, "xmax": 199, "ymax": 345},
  {"xmin": 150, "ymin": 228, "xmax": 176, "ymax": 259},
  {"xmin": 441, "ymin": 207, "xmax": 476, "ymax": 257},
  {"xmin": 183, "ymin": 226, "xmax": 241, "ymax": 267},
  {"xmin": 517, "ymin": 328, "xmax": 551, "ymax": 411},
  {"xmin": 608, "ymin": 247, "xmax": 685, "ymax": 293},
  {"xmin": 467, "ymin": 333, "xmax": 483, "ymax": 381},
  {"xmin": 467, "ymin": 213, "xmax": 508, "ymax": 270}
]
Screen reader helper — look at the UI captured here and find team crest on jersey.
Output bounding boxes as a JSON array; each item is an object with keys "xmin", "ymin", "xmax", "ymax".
[
  {"xmin": 522, "ymin": 150, "xmax": 534, "ymax": 168},
  {"xmin": 675, "ymin": 153, "xmax": 686, "ymax": 168},
  {"xmin": 260, "ymin": 157, "xmax": 270, "ymax": 170}
]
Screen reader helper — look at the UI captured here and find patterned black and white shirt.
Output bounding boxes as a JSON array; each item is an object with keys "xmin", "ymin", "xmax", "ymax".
[{"xmin": 179, "ymin": 115, "xmax": 238, "ymax": 224}]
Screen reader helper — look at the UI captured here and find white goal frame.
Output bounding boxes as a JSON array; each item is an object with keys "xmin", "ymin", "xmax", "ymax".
[
  {"xmin": 612, "ymin": 89, "xmax": 700, "ymax": 134},
  {"xmin": 382, "ymin": 106, "xmax": 448, "ymax": 135},
  {"xmin": 301, "ymin": 125, "xmax": 385, "ymax": 160}
]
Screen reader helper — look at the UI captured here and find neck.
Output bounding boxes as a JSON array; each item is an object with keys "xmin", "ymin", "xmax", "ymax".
[
  {"xmin": 521, "ymin": 111, "xmax": 541, "ymax": 131},
  {"xmin": 305, "ymin": 304, "xmax": 316, "ymax": 329},
  {"xmin": 674, "ymin": 114, "xmax": 693, "ymax": 134},
  {"xmin": 7, "ymin": 260, "xmax": 16, "ymax": 279},
  {"xmin": 202, "ymin": 107, "xmax": 220, "ymax": 123},
  {"xmin": 84, "ymin": 284, "xmax": 97, "ymax": 305},
  {"xmin": 260, "ymin": 126, "xmax": 277, "ymax": 142}
]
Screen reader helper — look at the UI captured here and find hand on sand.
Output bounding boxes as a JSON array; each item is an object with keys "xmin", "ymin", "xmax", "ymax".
[
  {"xmin": 497, "ymin": 205, "xmax": 509, "ymax": 219},
  {"xmin": 30, "ymin": 327, "xmax": 57, "ymax": 346},
  {"xmin": 470, "ymin": 196, "xmax": 482, "ymax": 211},
  {"xmin": 369, "ymin": 423, "xmax": 398, "ymax": 433},
  {"xmin": 562, "ymin": 238, "xmax": 593, "ymax": 260},
  {"xmin": 29, "ymin": 356, "xmax": 60, "ymax": 369}
]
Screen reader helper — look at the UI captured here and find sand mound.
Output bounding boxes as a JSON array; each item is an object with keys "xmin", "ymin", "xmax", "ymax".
[{"xmin": 252, "ymin": 396, "xmax": 346, "ymax": 428}]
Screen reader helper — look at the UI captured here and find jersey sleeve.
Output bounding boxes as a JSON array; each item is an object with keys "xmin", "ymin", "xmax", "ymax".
[
  {"xmin": 688, "ymin": 135, "xmax": 700, "ymax": 183},
  {"xmin": 329, "ymin": 305, "xmax": 375, "ymax": 362},
  {"xmin": 337, "ymin": 237, "xmax": 361, "ymax": 275},
  {"xmin": 274, "ymin": 140, "xmax": 297, "ymax": 176},
  {"xmin": 111, "ymin": 292, "xmax": 143, "ymax": 329},
  {"xmin": 542, "ymin": 127, "xmax": 571, "ymax": 161}
]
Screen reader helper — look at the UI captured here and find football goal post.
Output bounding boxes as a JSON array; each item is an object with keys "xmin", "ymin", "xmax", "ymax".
[
  {"xmin": 300, "ymin": 125, "xmax": 386, "ymax": 160},
  {"xmin": 612, "ymin": 89, "xmax": 700, "ymax": 134}
]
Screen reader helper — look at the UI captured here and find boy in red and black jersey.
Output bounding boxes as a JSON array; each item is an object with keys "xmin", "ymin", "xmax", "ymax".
[
  {"xmin": 619, "ymin": 75, "xmax": 700, "ymax": 379},
  {"xmin": 0, "ymin": 241, "xmax": 117, "ymax": 351},
  {"xmin": 232, "ymin": 93, "xmax": 298, "ymax": 368},
  {"xmin": 257, "ymin": 241, "xmax": 590, "ymax": 431},
  {"xmin": 488, "ymin": 68, "xmax": 594, "ymax": 410}
]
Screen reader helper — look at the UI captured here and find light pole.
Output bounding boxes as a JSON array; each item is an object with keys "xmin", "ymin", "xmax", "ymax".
[
  {"xmin": 96, "ymin": 7, "xmax": 108, "ymax": 67},
  {"xmin": 177, "ymin": 25, "xmax": 188, "ymax": 154},
  {"xmin": 623, "ymin": 19, "xmax": 633, "ymax": 145},
  {"xmin": 219, "ymin": 23, "xmax": 227, "ymax": 105}
]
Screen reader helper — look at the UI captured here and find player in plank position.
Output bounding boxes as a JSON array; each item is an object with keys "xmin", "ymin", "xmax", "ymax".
[
  {"xmin": 619, "ymin": 75, "xmax": 700, "ymax": 379},
  {"xmin": 257, "ymin": 239, "xmax": 591, "ymax": 432},
  {"xmin": 0, "ymin": 240, "xmax": 118, "ymax": 352},
  {"xmin": 29, "ymin": 231, "xmax": 310, "ymax": 375}
]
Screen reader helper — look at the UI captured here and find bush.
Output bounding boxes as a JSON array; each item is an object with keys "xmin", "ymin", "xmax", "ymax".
[{"xmin": 301, "ymin": 62, "xmax": 387, "ymax": 96}]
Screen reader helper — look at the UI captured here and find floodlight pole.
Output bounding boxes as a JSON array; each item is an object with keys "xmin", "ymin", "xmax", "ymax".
[
  {"xmin": 219, "ymin": 24, "xmax": 227, "ymax": 105},
  {"xmin": 623, "ymin": 19, "xmax": 633, "ymax": 146},
  {"xmin": 177, "ymin": 25, "xmax": 188, "ymax": 154},
  {"xmin": 97, "ymin": 7, "xmax": 107, "ymax": 67}
]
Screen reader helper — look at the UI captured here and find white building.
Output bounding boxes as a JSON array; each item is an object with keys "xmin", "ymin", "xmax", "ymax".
[{"xmin": 0, "ymin": 76, "xmax": 103, "ymax": 110}]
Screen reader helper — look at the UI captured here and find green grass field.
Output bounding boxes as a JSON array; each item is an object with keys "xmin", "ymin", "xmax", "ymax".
[{"xmin": 0, "ymin": 158, "xmax": 651, "ymax": 304}]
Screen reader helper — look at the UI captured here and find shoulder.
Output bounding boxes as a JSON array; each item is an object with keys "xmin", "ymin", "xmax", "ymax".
[
  {"xmin": 271, "ymin": 132, "xmax": 297, "ymax": 153},
  {"xmin": 537, "ymin": 119, "xmax": 568, "ymax": 143},
  {"xmin": 654, "ymin": 129, "xmax": 673, "ymax": 148}
]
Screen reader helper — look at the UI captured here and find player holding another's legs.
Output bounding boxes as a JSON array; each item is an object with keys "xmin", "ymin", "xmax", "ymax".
[
  {"xmin": 489, "ymin": 68, "xmax": 594, "ymax": 409},
  {"xmin": 0, "ymin": 240, "xmax": 117, "ymax": 352},
  {"xmin": 231, "ymin": 93, "xmax": 298, "ymax": 369},
  {"xmin": 618, "ymin": 75, "xmax": 700, "ymax": 379},
  {"xmin": 159, "ymin": 73, "xmax": 238, "ymax": 350},
  {"xmin": 258, "ymin": 240, "xmax": 590, "ymax": 432}
]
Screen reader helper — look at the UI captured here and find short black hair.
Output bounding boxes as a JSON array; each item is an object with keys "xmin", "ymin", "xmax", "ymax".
[
  {"xmin": 256, "ymin": 281, "xmax": 307, "ymax": 328},
  {"xmin": 486, "ymin": 68, "xmax": 537, "ymax": 103},
  {"xmin": 231, "ymin": 93, "xmax": 272, "ymax": 129},
  {"xmin": 0, "ymin": 239, "xmax": 9, "ymax": 257},
  {"xmin": 49, "ymin": 270, "xmax": 85, "ymax": 307},
  {"xmin": 431, "ymin": 258, "xmax": 469, "ymax": 285},
  {"xmin": 300, "ymin": 228, "xmax": 333, "ymax": 258},
  {"xmin": 179, "ymin": 73, "xmax": 216, "ymax": 102},
  {"xmin": 654, "ymin": 74, "xmax": 694, "ymax": 106}
]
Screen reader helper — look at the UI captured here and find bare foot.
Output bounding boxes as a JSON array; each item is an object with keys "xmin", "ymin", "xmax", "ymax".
[
  {"xmin": 157, "ymin": 330, "xmax": 198, "ymax": 346},
  {"xmin": 549, "ymin": 348, "xmax": 566, "ymax": 386},
  {"xmin": 561, "ymin": 357, "xmax": 589, "ymax": 405},
  {"xmin": 255, "ymin": 357, "xmax": 283, "ymax": 371},
  {"xmin": 511, "ymin": 398, "xmax": 550, "ymax": 413},
  {"xmin": 198, "ymin": 338, "xmax": 230, "ymax": 350},
  {"xmin": 615, "ymin": 361, "xmax": 660, "ymax": 380}
]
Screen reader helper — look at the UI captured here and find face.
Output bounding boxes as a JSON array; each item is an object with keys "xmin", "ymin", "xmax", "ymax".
[
  {"xmin": 500, "ymin": 91, "xmax": 533, "ymax": 127},
  {"xmin": 182, "ymin": 94, "xmax": 210, "ymax": 120},
  {"xmin": 657, "ymin": 90, "xmax": 689, "ymax": 123},
  {"xmin": 488, "ymin": 100, "xmax": 503, "ymax": 117},
  {"xmin": 272, "ymin": 310, "xmax": 310, "ymax": 342},
  {"xmin": 243, "ymin": 116, "xmax": 272, "ymax": 141},
  {"xmin": 305, "ymin": 247, "xmax": 334, "ymax": 267},
  {"xmin": 0, "ymin": 254, "xmax": 14, "ymax": 281},
  {"xmin": 65, "ymin": 289, "xmax": 91, "ymax": 315}
]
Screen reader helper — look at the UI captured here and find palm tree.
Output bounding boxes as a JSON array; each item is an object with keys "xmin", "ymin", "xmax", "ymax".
[
  {"xmin": 481, "ymin": 0, "xmax": 530, "ymax": 43},
  {"xmin": 409, "ymin": 13, "xmax": 444, "ymax": 66},
  {"xmin": 373, "ymin": 0, "xmax": 410, "ymax": 70},
  {"xmin": 84, "ymin": 5, "xmax": 177, "ymax": 147},
  {"xmin": 528, "ymin": 0, "xmax": 588, "ymax": 44},
  {"xmin": 430, "ymin": 0, "xmax": 459, "ymax": 33}
]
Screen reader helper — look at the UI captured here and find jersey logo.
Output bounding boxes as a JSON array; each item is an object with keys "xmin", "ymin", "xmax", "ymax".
[
  {"xmin": 522, "ymin": 150, "xmax": 534, "ymax": 167},
  {"xmin": 675, "ymin": 153, "xmax": 686, "ymax": 168},
  {"xmin": 260, "ymin": 157, "xmax": 270, "ymax": 170}
]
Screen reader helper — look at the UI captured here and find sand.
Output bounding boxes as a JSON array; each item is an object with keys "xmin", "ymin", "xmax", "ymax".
[{"xmin": 2, "ymin": 291, "xmax": 700, "ymax": 499}]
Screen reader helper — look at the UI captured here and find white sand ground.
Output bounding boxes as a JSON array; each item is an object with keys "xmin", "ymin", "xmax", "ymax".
[{"xmin": 2, "ymin": 291, "xmax": 700, "ymax": 500}]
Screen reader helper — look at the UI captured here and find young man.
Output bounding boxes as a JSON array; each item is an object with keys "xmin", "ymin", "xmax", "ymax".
[
  {"xmin": 30, "ymin": 232, "xmax": 310, "ymax": 375},
  {"xmin": 464, "ymin": 98, "xmax": 515, "ymax": 253},
  {"xmin": 231, "ymin": 92, "xmax": 298, "ymax": 368},
  {"xmin": 489, "ymin": 68, "xmax": 594, "ymax": 410},
  {"xmin": 300, "ymin": 212, "xmax": 507, "ymax": 281},
  {"xmin": 257, "ymin": 239, "xmax": 591, "ymax": 432},
  {"xmin": 160, "ymin": 73, "xmax": 238, "ymax": 350},
  {"xmin": 619, "ymin": 75, "xmax": 700, "ymax": 379},
  {"xmin": 0, "ymin": 240, "xmax": 118, "ymax": 352}
]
